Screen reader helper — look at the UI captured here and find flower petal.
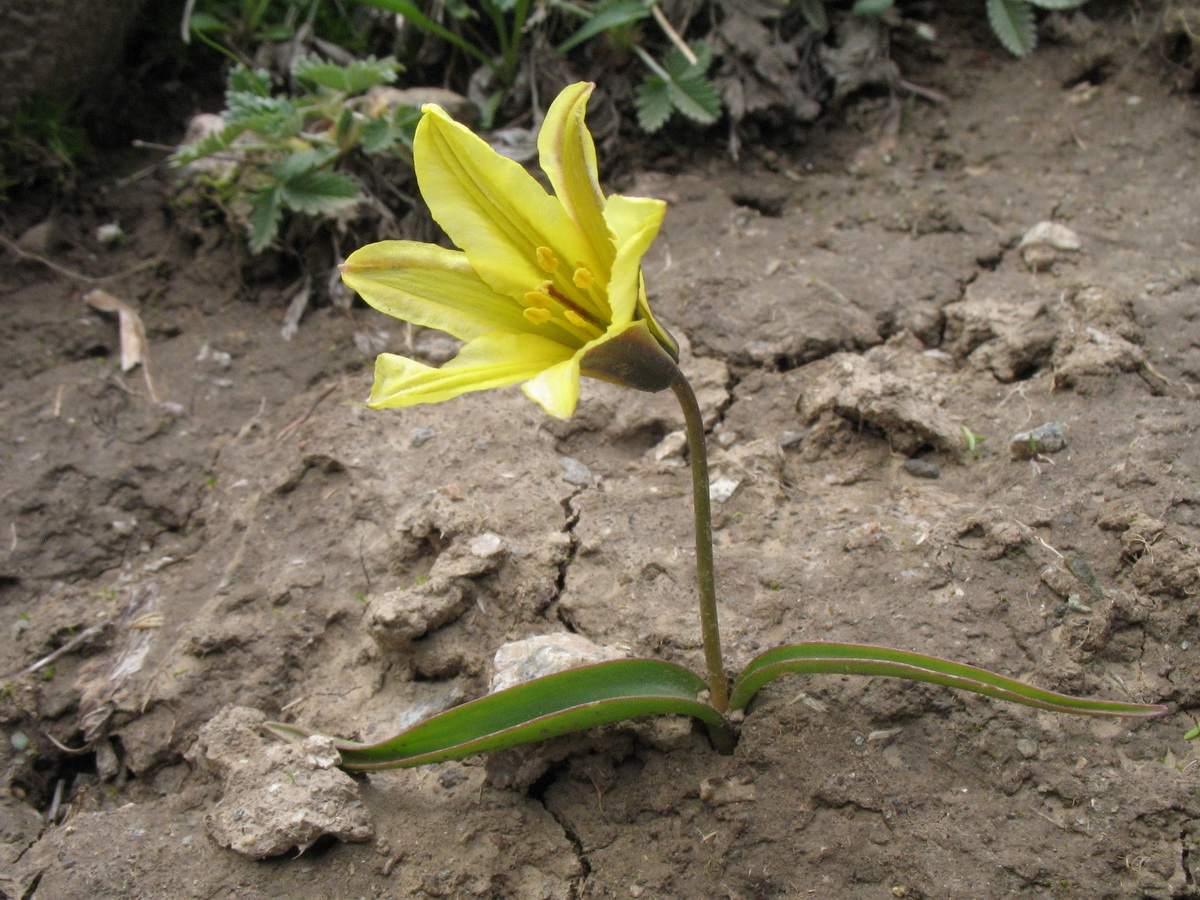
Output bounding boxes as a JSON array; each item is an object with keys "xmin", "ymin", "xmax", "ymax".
[
  {"xmin": 537, "ymin": 82, "xmax": 613, "ymax": 277},
  {"xmin": 604, "ymin": 194, "xmax": 665, "ymax": 325},
  {"xmin": 369, "ymin": 332, "xmax": 573, "ymax": 409},
  {"xmin": 342, "ymin": 241, "xmax": 533, "ymax": 341},
  {"xmin": 415, "ymin": 105, "xmax": 593, "ymax": 303},
  {"xmin": 522, "ymin": 355, "xmax": 582, "ymax": 419}
]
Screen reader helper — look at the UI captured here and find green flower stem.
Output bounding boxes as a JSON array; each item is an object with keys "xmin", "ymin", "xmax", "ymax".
[{"xmin": 669, "ymin": 370, "xmax": 730, "ymax": 717}]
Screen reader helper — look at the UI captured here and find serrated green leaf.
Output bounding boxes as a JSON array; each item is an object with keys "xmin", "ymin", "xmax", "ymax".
[
  {"xmin": 265, "ymin": 659, "xmax": 725, "ymax": 770},
  {"xmin": 277, "ymin": 168, "xmax": 360, "ymax": 215},
  {"xmin": 292, "ymin": 55, "xmax": 401, "ymax": 94},
  {"xmin": 635, "ymin": 77, "xmax": 674, "ymax": 133},
  {"xmin": 360, "ymin": 116, "xmax": 400, "ymax": 154},
  {"xmin": 223, "ymin": 92, "xmax": 301, "ymax": 136},
  {"xmin": 272, "ymin": 148, "xmax": 338, "ymax": 180},
  {"xmin": 663, "ymin": 41, "xmax": 714, "ymax": 78},
  {"xmin": 248, "ymin": 186, "xmax": 283, "ymax": 253},
  {"xmin": 667, "ymin": 73, "xmax": 720, "ymax": 125},
  {"xmin": 227, "ymin": 66, "xmax": 272, "ymax": 97},
  {"xmin": 169, "ymin": 122, "xmax": 247, "ymax": 166},
  {"xmin": 556, "ymin": 0, "xmax": 651, "ymax": 54},
  {"xmin": 987, "ymin": 0, "xmax": 1037, "ymax": 57},
  {"xmin": 796, "ymin": 0, "xmax": 829, "ymax": 32},
  {"xmin": 730, "ymin": 642, "xmax": 1169, "ymax": 717}
]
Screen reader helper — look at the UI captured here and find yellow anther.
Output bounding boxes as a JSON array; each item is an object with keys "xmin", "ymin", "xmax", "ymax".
[
  {"xmin": 523, "ymin": 307, "xmax": 552, "ymax": 325},
  {"xmin": 523, "ymin": 290, "xmax": 551, "ymax": 308},
  {"xmin": 572, "ymin": 266, "xmax": 595, "ymax": 289},
  {"xmin": 563, "ymin": 309, "xmax": 587, "ymax": 328},
  {"xmin": 536, "ymin": 246, "xmax": 559, "ymax": 273}
]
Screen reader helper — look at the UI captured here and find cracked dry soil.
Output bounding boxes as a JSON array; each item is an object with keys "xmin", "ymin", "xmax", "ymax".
[{"xmin": 2, "ymin": 13, "xmax": 1200, "ymax": 900}]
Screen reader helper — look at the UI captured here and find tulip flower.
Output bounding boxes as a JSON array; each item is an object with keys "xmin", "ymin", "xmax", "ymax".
[{"xmin": 341, "ymin": 81, "xmax": 679, "ymax": 419}]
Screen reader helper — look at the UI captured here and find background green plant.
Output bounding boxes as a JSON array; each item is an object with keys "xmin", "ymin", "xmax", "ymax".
[{"xmin": 172, "ymin": 55, "xmax": 418, "ymax": 252}]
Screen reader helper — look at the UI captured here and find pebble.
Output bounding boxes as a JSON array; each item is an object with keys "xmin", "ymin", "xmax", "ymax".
[
  {"xmin": 709, "ymin": 476, "xmax": 740, "ymax": 503},
  {"xmin": 1010, "ymin": 421, "xmax": 1068, "ymax": 460},
  {"xmin": 1017, "ymin": 738, "xmax": 1038, "ymax": 759},
  {"xmin": 559, "ymin": 456, "xmax": 593, "ymax": 486},
  {"xmin": 650, "ymin": 430, "xmax": 686, "ymax": 460},
  {"xmin": 903, "ymin": 458, "xmax": 941, "ymax": 479},
  {"xmin": 469, "ymin": 532, "xmax": 504, "ymax": 558},
  {"xmin": 490, "ymin": 633, "xmax": 626, "ymax": 693},
  {"xmin": 410, "ymin": 428, "xmax": 437, "ymax": 448}
]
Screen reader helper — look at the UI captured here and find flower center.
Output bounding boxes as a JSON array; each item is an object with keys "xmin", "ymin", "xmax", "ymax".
[{"xmin": 521, "ymin": 246, "xmax": 606, "ymax": 340}]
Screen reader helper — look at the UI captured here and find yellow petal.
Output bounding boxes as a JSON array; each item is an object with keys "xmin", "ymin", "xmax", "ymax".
[
  {"xmin": 537, "ymin": 82, "xmax": 612, "ymax": 278},
  {"xmin": 604, "ymin": 194, "xmax": 665, "ymax": 325},
  {"xmin": 342, "ymin": 241, "xmax": 533, "ymax": 341},
  {"xmin": 522, "ymin": 355, "xmax": 582, "ymax": 419},
  {"xmin": 369, "ymin": 333, "xmax": 574, "ymax": 409},
  {"xmin": 415, "ymin": 105, "xmax": 593, "ymax": 304}
]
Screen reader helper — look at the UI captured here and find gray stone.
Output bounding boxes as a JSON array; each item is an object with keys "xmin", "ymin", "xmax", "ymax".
[
  {"xmin": 1010, "ymin": 421, "xmax": 1068, "ymax": 460},
  {"xmin": 559, "ymin": 456, "xmax": 594, "ymax": 487},
  {"xmin": 903, "ymin": 458, "xmax": 941, "ymax": 479}
]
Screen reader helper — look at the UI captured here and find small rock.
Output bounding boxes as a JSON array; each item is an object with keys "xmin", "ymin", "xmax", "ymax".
[
  {"xmin": 1010, "ymin": 421, "xmax": 1068, "ymax": 460},
  {"xmin": 709, "ymin": 476, "xmax": 740, "ymax": 503},
  {"xmin": 469, "ymin": 532, "xmax": 504, "ymax": 558},
  {"xmin": 1019, "ymin": 221, "xmax": 1082, "ymax": 252},
  {"xmin": 490, "ymin": 633, "xmax": 627, "ymax": 693},
  {"xmin": 95, "ymin": 222, "xmax": 124, "ymax": 247},
  {"xmin": 650, "ymin": 430, "xmax": 687, "ymax": 460},
  {"xmin": 190, "ymin": 706, "xmax": 373, "ymax": 859},
  {"xmin": 903, "ymin": 458, "xmax": 941, "ymax": 479},
  {"xmin": 1017, "ymin": 738, "xmax": 1039, "ymax": 759},
  {"xmin": 1018, "ymin": 221, "xmax": 1081, "ymax": 272},
  {"xmin": 368, "ymin": 578, "xmax": 467, "ymax": 650},
  {"xmin": 559, "ymin": 456, "xmax": 594, "ymax": 487},
  {"xmin": 410, "ymin": 427, "xmax": 437, "ymax": 448}
]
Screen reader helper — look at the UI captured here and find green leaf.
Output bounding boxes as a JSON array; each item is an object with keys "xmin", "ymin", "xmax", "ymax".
[
  {"xmin": 666, "ymin": 73, "xmax": 720, "ymax": 126},
  {"xmin": 169, "ymin": 122, "xmax": 248, "ymax": 166},
  {"xmin": 248, "ymin": 185, "xmax": 283, "ymax": 253},
  {"xmin": 795, "ymin": 0, "xmax": 828, "ymax": 32},
  {"xmin": 851, "ymin": 0, "xmax": 894, "ymax": 15},
  {"xmin": 292, "ymin": 55, "xmax": 401, "ymax": 94},
  {"xmin": 987, "ymin": 0, "xmax": 1037, "ymax": 57},
  {"xmin": 730, "ymin": 642, "xmax": 1169, "ymax": 718},
  {"xmin": 1185, "ymin": 724, "xmax": 1200, "ymax": 740},
  {"xmin": 556, "ymin": 0, "xmax": 651, "ymax": 54},
  {"xmin": 265, "ymin": 659, "xmax": 725, "ymax": 770},
  {"xmin": 227, "ymin": 66, "xmax": 272, "ymax": 97},
  {"xmin": 187, "ymin": 12, "xmax": 229, "ymax": 34},
  {"xmin": 360, "ymin": 116, "xmax": 400, "ymax": 154},
  {"xmin": 635, "ymin": 77, "xmax": 674, "ymax": 133},
  {"xmin": 277, "ymin": 168, "xmax": 360, "ymax": 215}
]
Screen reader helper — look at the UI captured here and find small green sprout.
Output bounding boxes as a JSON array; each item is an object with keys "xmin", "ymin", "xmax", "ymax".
[
  {"xmin": 962, "ymin": 425, "xmax": 987, "ymax": 459},
  {"xmin": 1184, "ymin": 724, "xmax": 1200, "ymax": 741}
]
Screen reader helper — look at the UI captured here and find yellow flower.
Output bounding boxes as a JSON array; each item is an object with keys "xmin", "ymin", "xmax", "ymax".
[{"xmin": 341, "ymin": 82, "xmax": 679, "ymax": 419}]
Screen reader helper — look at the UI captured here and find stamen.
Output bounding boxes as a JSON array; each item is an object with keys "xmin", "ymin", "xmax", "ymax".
[
  {"xmin": 572, "ymin": 265, "xmax": 595, "ymax": 289},
  {"xmin": 536, "ymin": 246, "xmax": 559, "ymax": 273},
  {"xmin": 523, "ymin": 290, "xmax": 552, "ymax": 308},
  {"xmin": 563, "ymin": 309, "xmax": 588, "ymax": 328},
  {"xmin": 523, "ymin": 307, "xmax": 552, "ymax": 325}
]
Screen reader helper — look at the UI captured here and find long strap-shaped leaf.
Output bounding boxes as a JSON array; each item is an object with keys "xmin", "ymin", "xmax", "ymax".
[
  {"xmin": 729, "ymin": 642, "xmax": 1168, "ymax": 717},
  {"xmin": 265, "ymin": 658, "xmax": 726, "ymax": 770}
]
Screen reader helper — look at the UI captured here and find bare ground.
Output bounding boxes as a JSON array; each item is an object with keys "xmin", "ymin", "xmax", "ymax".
[{"xmin": 2, "ymin": 9, "xmax": 1199, "ymax": 899}]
